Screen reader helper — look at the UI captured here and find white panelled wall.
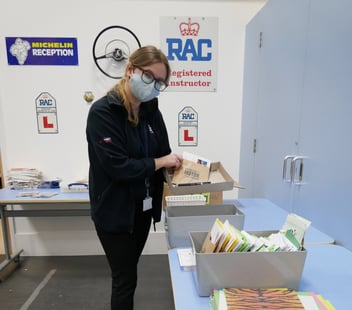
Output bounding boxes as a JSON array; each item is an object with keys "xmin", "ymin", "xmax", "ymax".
[
  {"xmin": 0, "ymin": 0, "xmax": 266, "ymax": 255},
  {"xmin": 239, "ymin": 0, "xmax": 352, "ymax": 250}
]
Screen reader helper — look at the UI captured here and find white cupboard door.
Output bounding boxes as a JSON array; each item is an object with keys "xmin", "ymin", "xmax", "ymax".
[
  {"xmin": 240, "ymin": 0, "xmax": 310, "ymax": 212},
  {"xmin": 292, "ymin": 0, "xmax": 352, "ymax": 249}
]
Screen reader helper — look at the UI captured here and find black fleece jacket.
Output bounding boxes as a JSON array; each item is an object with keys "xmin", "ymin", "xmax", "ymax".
[{"xmin": 86, "ymin": 90, "xmax": 171, "ymax": 233}]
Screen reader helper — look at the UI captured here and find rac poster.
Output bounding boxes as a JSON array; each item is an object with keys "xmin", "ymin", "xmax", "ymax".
[{"xmin": 160, "ymin": 16, "xmax": 218, "ymax": 92}]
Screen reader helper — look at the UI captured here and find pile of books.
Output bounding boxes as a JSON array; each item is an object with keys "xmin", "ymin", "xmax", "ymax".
[
  {"xmin": 210, "ymin": 288, "xmax": 335, "ymax": 310},
  {"xmin": 201, "ymin": 218, "xmax": 305, "ymax": 253}
]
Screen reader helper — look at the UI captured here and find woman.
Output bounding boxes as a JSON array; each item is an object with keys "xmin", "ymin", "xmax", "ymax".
[{"xmin": 86, "ymin": 45, "xmax": 183, "ymax": 309}]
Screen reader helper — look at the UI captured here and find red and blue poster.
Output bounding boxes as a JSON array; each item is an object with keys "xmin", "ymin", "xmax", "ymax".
[{"xmin": 160, "ymin": 17, "xmax": 218, "ymax": 92}]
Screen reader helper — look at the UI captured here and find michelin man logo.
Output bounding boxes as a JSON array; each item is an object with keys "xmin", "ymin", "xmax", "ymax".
[{"xmin": 10, "ymin": 38, "xmax": 31, "ymax": 65}]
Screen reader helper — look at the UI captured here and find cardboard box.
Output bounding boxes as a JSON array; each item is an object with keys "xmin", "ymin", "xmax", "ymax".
[
  {"xmin": 166, "ymin": 204, "xmax": 244, "ymax": 248},
  {"xmin": 189, "ymin": 231, "xmax": 307, "ymax": 296},
  {"xmin": 164, "ymin": 162, "xmax": 242, "ymax": 195}
]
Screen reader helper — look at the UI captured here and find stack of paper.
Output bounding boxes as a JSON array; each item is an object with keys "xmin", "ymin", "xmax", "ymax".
[
  {"xmin": 7, "ymin": 168, "xmax": 42, "ymax": 189},
  {"xmin": 16, "ymin": 191, "xmax": 58, "ymax": 198},
  {"xmin": 182, "ymin": 151, "xmax": 212, "ymax": 167}
]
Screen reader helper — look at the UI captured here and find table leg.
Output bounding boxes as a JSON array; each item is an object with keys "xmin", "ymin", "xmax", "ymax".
[
  {"xmin": 0, "ymin": 204, "xmax": 23, "ymax": 281},
  {"xmin": 1, "ymin": 204, "xmax": 11, "ymax": 260}
]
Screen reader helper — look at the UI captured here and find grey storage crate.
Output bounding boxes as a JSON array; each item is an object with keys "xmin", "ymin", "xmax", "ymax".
[
  {"xmin": 166, "ymin": 204, "xmax": 244, "ymax": 248},
  {"xmin": 189, "ymin": 230, "xmax": 307, "ymax": 297}
]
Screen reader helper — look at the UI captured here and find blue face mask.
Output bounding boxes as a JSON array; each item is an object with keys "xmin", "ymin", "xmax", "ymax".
[{"xmin": 130, "ymin": 73, "xmax": 160, "ymax": 102}]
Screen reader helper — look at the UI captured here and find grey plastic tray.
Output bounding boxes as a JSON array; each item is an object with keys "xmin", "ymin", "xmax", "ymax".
[
  {"xmin": 166, "ymin": 203, "xmax": 245, "ymax": 248},
  {"xmin": 189, "ymin": 230, "xmax": 307, "ymax": 296}
]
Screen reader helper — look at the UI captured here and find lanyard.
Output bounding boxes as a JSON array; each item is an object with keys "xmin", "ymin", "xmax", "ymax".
[
  {"xmin": 141, "ymin": 121, "xmax": 149, "ymax": 157},
  {"xmin": 141, "ymin": 121, "xmax": 150, "ymax": 198}
]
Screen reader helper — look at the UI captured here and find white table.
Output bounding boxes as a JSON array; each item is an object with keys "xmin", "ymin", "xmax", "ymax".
[
  {"xmin": 0, "ymin": 188, "xmax": 89, "ymax": 279},
  {"xmin": 168, "ymin": 244, "xmax": 352, "ymax": 310}
]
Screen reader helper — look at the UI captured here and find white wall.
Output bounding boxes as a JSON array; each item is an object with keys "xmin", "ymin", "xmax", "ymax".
[{"xmin": 0, "ymin": 0, "xmax": 266, "ymax": 255}]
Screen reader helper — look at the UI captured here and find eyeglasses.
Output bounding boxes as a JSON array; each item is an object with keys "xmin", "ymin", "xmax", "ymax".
[{"xmin": 133, "ymin": 66, "xmax": 168, "ymax": 92}]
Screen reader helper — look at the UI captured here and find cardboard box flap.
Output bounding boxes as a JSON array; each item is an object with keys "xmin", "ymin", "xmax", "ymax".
[{"xmin": 164, "ymin": 161, "xmax": 243, "ymax": 195}]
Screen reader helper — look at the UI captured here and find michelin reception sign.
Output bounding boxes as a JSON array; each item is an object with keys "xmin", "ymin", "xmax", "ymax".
[{"xmin": 6, "ymin": 37, "xmax": 78, "ymax": 66}]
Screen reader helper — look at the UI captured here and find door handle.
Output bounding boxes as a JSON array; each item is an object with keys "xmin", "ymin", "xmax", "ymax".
[
  {"xmin": 291, "ymin": 156, "xmax": 307, "ymax": 184},
  {"xmin": 283, "ymin": 155, "xmax": 296, "ymax": 182}
]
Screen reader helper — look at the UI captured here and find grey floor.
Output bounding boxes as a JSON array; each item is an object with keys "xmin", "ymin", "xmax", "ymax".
[{"xmin": 0, "ymin": 254, "xmax": 175, "ymax": 310}]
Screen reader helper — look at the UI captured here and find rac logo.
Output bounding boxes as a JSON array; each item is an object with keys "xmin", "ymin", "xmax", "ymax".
[
  {"xmin": 181, "ymin": 113, "xmax": 195, "ymax": 120},
  {"xmin": 166, "ymin": 38, "xmax": 212, "ymax": 61}
]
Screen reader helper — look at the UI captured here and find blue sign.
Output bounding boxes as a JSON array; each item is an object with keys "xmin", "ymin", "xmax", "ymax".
[
  {"xmin": 6, "ymin": 37, "xmax": 78, "ymax": 66},
  {"xmin": 166, "ymin": 38, "xmax": 212, "ymax": 61}
]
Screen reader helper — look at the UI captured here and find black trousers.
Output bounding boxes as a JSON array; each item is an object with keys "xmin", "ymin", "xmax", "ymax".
[{"xmin": 95, "ymin": 206, "xmax": 152, "ymax": 310}]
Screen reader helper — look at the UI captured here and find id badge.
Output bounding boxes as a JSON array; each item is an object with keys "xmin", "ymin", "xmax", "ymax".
[{"xmin": 143, "ymin": 196, "xmax": 153, "ymax": 212}]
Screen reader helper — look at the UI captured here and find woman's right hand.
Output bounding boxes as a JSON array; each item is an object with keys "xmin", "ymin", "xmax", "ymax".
[{"xmin": 154, "ymin": 154, "xmax": 183, "ymax": 171}]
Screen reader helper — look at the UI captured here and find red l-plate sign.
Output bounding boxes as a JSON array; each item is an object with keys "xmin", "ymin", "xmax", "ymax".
[
  {"xmin": 178, "ymin": 106, "xmax": 198, "ymax": 146},
  {"xmin": 35, "ymin": 92, "xmax": 58, "ymax": 134}
]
